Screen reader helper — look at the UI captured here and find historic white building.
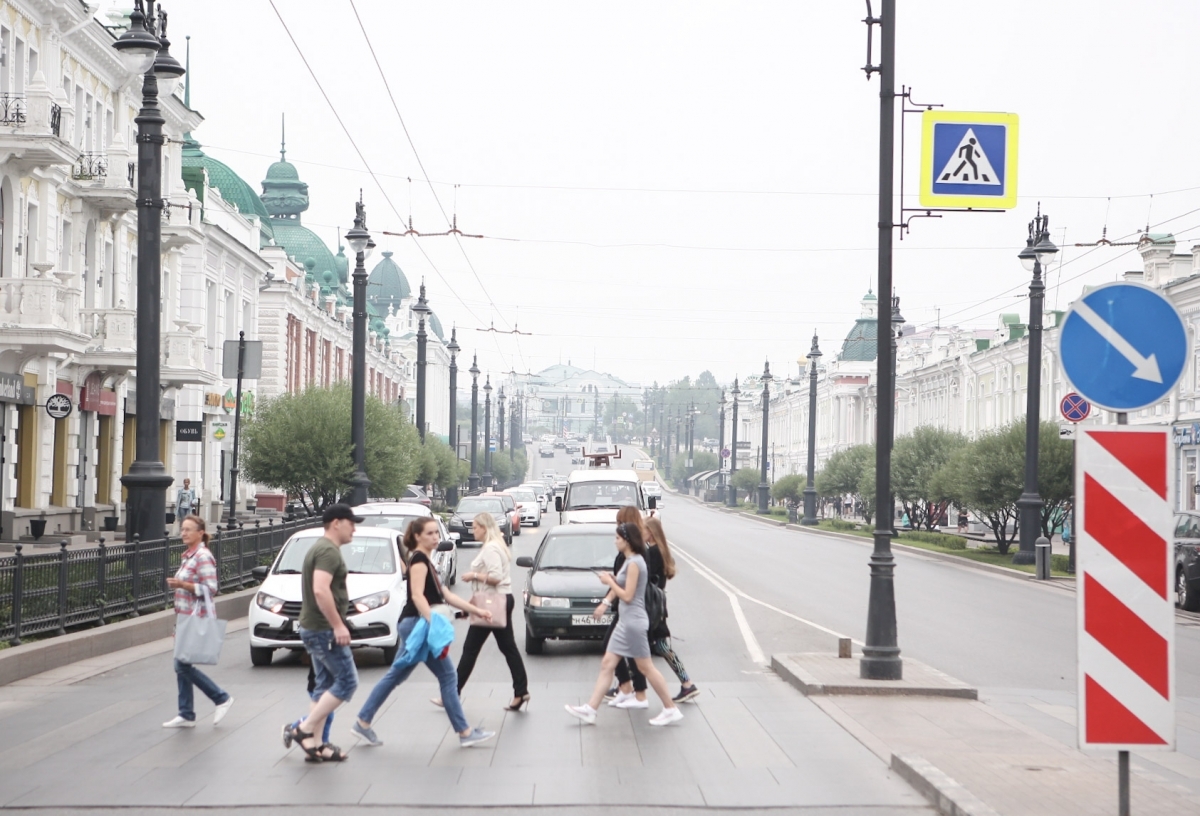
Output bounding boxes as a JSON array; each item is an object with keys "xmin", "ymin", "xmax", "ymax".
[{"xmin": 514, "ymin": 363, "xmax": 642, "ymax": 438}]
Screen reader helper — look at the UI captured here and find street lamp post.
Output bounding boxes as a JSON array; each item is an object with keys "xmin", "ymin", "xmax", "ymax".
[
  {"xmin": 498, "ymin": 387, "xmax": 506, "ymax": 453},
  {"xmin": 483, "ymin": 377, "xmax": 493, "ymax": 489},
  {"xmin": 727, "ymin": 379, "xmax": 740, "ymax": 507},
  {"xmin": 758, "ymin": 362, "xmax": 772, "ymax": 514},
  {"xmin": 413, "ymin": 282, "xmax": 432, "ymax": 441},
  {"xmin": 114, "ymin": 0, "xmax": 185, "ymax": 541},
  {"xmin": 717, "ymin": 391, "xmax": 727, "ymax": 503},
  {"xmin": 687, "ymin": 401, "xmax": 694, "ymax": 472},
  {"xmin": 889, "ymin": 294, "xmax": 905, "ymax": 535},
  {"xmin": 802, "ymin": 333, "xmax": 823, "ymax": 525},
  {"xmin": 1013, "ymin": 207, "xmax": 1058, "ymax": 566},
  {"xmin": 663, "ymin": 408, "xmax": 671, "ymax": 470},
  {"xmin": 344, "ymin": 198, "xmax": 375, "ymax": 506},
  {"xmin": 468, "ymin": 356, "xmax": 480, "ymax": 491},
  {"xmin": 446, "ymin": 328, "xmax": 460, "ymax": 504}
]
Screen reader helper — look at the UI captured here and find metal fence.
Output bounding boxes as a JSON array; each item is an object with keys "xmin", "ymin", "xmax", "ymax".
[{"xmin": 0, "ymin": 516, "xmax": 317, "ymax": 646}]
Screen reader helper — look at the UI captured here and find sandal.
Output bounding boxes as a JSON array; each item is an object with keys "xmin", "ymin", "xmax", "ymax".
[
  {"xmin": 285, "ymin": 723, "xmax": 319, "ymax": 760},
  {"xmin": 305, "ymin": 742, "xmax": 348, "ymax": 763}
]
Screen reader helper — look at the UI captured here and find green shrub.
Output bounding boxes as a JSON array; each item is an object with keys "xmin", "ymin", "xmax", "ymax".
[
  {"xmin": 1051, "ymin": 554, "xmax": 1070, "ymax": 573},
  {"xmin": 898, "ymin": 530, "xmax": 968, "ymax": 550},
  {"xmin": 827, "ymin": 519, "xmax": 859, "ymax": 531}
]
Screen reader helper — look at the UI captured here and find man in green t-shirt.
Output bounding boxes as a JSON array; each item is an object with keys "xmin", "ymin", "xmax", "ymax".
[{"xmin": 286, "ymin": 503, "xmax": 363, "ymax": 762}]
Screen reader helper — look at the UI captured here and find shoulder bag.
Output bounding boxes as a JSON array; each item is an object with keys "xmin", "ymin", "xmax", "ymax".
[{"xmin": 174, "ymin": 583, "xmax": 227, "ymax": 665}]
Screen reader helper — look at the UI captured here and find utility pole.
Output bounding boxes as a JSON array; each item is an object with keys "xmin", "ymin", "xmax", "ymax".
[{"xmin": 727, "ymin": 380, "xmax": 739, "ymax": 507}]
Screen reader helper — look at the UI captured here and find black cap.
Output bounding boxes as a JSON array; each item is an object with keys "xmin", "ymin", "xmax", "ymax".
[{"xmin": 323, "ymin": 503, "xmax": 364, "ymax": 525}]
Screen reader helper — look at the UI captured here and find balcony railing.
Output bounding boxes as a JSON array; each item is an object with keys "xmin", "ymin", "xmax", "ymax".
[
  {"xmin": 127, "ymin": 161, "xmax": 135, "ymax": 188},
  {"xmin": 49, "ymin": 103, "xmax": 61, "ymax": 137},
  {"xmin": 0, "ymin": 274, "xmax": 80, "ymax": 332},
  {"xmin": 72, "ymin": 152, "xmax": 108, "ymax": 181},
  {"xmin": 0, "ymin": 93, "xmax": 26, "ymax": 126}
]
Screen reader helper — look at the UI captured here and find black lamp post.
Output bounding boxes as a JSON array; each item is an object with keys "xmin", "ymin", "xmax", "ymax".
[
  {"xmin": 446, "ymin": 328, "xmax": 460, "ymax": 504},
  {"xmin": 889, "ymin": 294, "xmax": 905, "ymax": 536},
  {"xmin": 468, "ymin": 356, "xmax": 480, "ymax": 492},
  {"xmin": 757, "ymin": 362, "xmax": 772, "ymax": 514},
  {"xmin": 717, "ymin": 390, "xmax": 727, "ymax": 503},
  {"xmin": 115, "ymin": 0, "xmax": 185, "ymax": 541},
  {"xmin": 413, "ymin": 281, "xmax": 432, "ymax": 441},
  {"xmin": 687, "ymin": 401, "xmax": 695, "ymax": 473},
  {"xmin": 483, "ymin": 376, "xmax": 493, "ymax": 488},
  {"xmin": 1013, "ymin": 207, "xmax": 1058, "ymax": 565},
  {"xmin": 498, "ymin": 387, "xmax": 506, "ymax": 453},
  {"xmin": 343, "ymin": 199, "xmax": 374, "ymax": 506},
  {"xmin": 727, "ymin": 379, "xmax": 740, "ymax": 507},
  {"xmin": 663, "ymin": 407, "xmax": 671, "ymax": 470},
  {"xmin": 803, "ymin": 333, "xmax": 823, "ymax": 525}
]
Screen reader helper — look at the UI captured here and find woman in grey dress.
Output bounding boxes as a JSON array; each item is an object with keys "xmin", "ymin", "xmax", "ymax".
[{"xmin": 565, "ymin": 522, "xmax": 683, "ymax": 727}]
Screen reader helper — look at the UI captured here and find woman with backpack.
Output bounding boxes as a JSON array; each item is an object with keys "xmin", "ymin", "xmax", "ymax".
[{"xmin": 565, "ymin": 520, "xmax": 682, "ymax": 727}]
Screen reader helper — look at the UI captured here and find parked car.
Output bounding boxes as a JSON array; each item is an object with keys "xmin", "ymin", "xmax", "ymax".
[
  {"xmin": 1175, "ymin": 511, "xmax": 1200, "ymax": 610},
  {"xmin": 353, "ymin": 502, "xmax": 457, "ymax": 586},
  {"xmin": 515, "ymin": 522, "xmax": 617, "ymax": 654},
  {"xmin": 449, "ymin": 495, "xmax": 513, "ymax": 545},
  {"xmin": 248, "ymin": 525, "xmax": 449, "ymax": 666},
  {"xmin": 508, "ymin": 487, "xmax": 543, "ymax": 527},
  {"xmin": 399, "ymin": 484, "xmax": 432, "ymax": 508},
  {"xmin": 492, "ymin": 492, "xmax": 522, "ymax": 536}
]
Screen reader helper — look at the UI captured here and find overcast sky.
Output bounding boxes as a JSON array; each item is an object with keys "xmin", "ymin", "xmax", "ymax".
[{"xmin": 155, "ymin": 1, "xmax": 1200, "ymax": 387}]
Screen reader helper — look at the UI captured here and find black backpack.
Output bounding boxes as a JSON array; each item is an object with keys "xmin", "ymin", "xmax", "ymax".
[{"xmin": 644, "ymin": 580, "xmax": 667, "ymax": 633}]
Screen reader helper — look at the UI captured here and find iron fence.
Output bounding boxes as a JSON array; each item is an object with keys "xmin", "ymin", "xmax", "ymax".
[
  {"xmin": 0, "ymin": 516, "xmax": 316, "ymax": 646},
  {"xmin": 49, "ymin": 103, "xmax": 61, "ymax": 137},
  {"xmin": 72, "ymin": 152, "xmax": 108, "ymax": 181},
  {"xmin": 0, "ymin": 93, "xmax": 25, "ymax": 126}
]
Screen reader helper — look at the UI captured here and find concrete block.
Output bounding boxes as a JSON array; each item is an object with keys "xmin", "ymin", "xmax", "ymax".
[
  {"xmin": 772, "ymin": 652, "xmax": 978, "ymax": 699},
  {"xmin": 890, "ymin": 754, "xmax": 1001, "ymax": 816}
]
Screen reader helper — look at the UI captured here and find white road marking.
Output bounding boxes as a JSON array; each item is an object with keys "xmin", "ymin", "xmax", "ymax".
[
  {"xmin": 674, "ymin": 544, "xmax": 863, "ymax": 649},
  {"xmin": 672, "ymin": 546, "xmax": 766, "ymax": 664}
]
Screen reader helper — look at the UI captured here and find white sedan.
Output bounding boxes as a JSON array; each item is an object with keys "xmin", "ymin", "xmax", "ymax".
[{"xmin": 509, "ymin": 487, "xmax": 543, "ymax": 528}]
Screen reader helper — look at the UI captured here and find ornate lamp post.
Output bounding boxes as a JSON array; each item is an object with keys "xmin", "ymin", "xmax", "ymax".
[
  {"xmin": 446, "ymin": 328, "xmax": 460, "ymax": 504},
  {"xmin": 343, "ymin": 199, "xmax": 374, "ymax": 506},
  {"xmin": 498, "ymin": 387, "xmax": 506, "ymax": 453},
  {"xmin": 114, "ymin": 0, "xmax": 185, "ymax": 540},
  {"xmin": 803, "ymin": 333, "xmax": 823, "ymax": 525},
  {"xmin": 1013, "ymin": 207, "xmax": 1058, "ymax": 565},
  {"xmin": 686, "ymin": 401, "xmax": 695, "ymax": 473},
  {"xmin": 483, "ymin": 377, "xmax": 493, "ymax": 488},
  {"xmin": 468, "ymin": 356, "xmax": 480, "ymax": 491},
  {"xmin": 413, "ymin": 282, "xmax": 432, "ymax": 441},
  {"xmin": 727, "ymin": 379, "xmax": 740, "ymax": 507},
  {"xmin": 716, "ymin": 390, "xmax": 727, "ymax": 503},
  {"xmin": 757, "ymin": 362, "xmax": 772, "ymax": 514}
]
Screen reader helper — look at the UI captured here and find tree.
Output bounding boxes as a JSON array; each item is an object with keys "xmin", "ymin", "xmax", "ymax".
[
  {"xmin": 242, "ymin": 383, "xmax": 420, "ymax": 511},
  {"xmin": 731, "ymin": 468, "xmax": 760, "ymax": 502},
  {"xmin": 891, "ymin": 427, "xmax": 967, "ymax": 531},
  {"xmin": 815, "ymin": 444, "xmax": 876, "ymax": 523},
  {"xmin": 771, "ymin": 474, "xmax": 805, "ymax": 505},
  {"xmin": 670, "ymin": 450, "xmax": 718, "ymax": 484},
  {"xmin": 418, "ymin": 436, "xmax": 462, "ymax": 492},
  {"xmin": 1037, "ymin": 421, "xmax": 1073, "ymax": 538},
  {"xmin": 931, "ymin": 423, "xmax": 1023, "ymax": 553}
]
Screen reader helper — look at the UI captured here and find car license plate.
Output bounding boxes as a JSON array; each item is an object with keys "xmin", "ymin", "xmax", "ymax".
[{"xmin": 571, "ymin": 614, "xmax": 612, "ymax": 626}]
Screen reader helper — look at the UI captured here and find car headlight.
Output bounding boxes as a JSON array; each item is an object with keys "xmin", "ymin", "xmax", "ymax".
[
  {"xmin": 450, "ymin": 515, "xmax": 463, "ymax": 526},
  {"xmin": 350, "ymin": 591, "xmax": 391, "ymax": 615},
  {"xmin": 256, "ymin": 592, "xmax": 285, "ymax": 614},
  {"xmin": 527, "ymin": 594, "xmax": 570, "ymax": 609}
]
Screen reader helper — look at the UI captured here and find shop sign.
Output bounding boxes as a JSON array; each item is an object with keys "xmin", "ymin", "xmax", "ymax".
[
  {"xmin": 1174, "ymin": 423, "xmax": 1200, "ymax": 448},
  {"xmin": 176, "ymin": 420, "xmax": 203, "ymax": 442},
  {"xmin": 223, "ymin": 389, "xmax": 236, "ymax": 413},
  {"xmin": 204, "ymin": 392, "xmax": 223, "ymax": 408},
  {"xmin": 45, "ymin": 393, "xmax": 73, "ymax": 420},
  {"xmin": 0, "ymin": 372, "xmax": 34, "ymax": 405},
  {"xmin": 80, "ymin": 374, "xmax": 117, "ymax": 415},
  {"xmin": 212, "ymin": 421, "xmax": 229, "ymax": 441},
  {"xmin": 240, "ymin": 390, "xmax": 255, "ymax": 417}
]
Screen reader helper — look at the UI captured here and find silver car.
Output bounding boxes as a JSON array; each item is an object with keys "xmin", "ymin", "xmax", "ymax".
[{"xmin": 353, "ymin": 502, "xmax": 458, "ymax": 586}]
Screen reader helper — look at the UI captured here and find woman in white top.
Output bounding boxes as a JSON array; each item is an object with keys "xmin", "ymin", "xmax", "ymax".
[{"xmin": 453, "ymin": 512, "xmax": 530, "ymax": 711}]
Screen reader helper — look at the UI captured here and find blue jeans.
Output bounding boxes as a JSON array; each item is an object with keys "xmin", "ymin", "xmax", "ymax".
[
  {"xmin": 358, "ymin": 616, "xmax": 467, "ymax": 733},
  {"xmin": 174, "ymin": 659, "xmax": 229, "ymax": 721},
  {"xmin": 299, "ymin": 627, "xmax": 359, "ymax": 702}
]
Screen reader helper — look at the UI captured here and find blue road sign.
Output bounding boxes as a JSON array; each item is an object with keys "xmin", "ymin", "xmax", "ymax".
[
  {"xmin": 1060, "ymin": 392, "xmax": 1091, "ymax": 422},
  {"xmin": 920, "ymin": 111, "xmax": 1019, "ymax": 209},
  {"xmin": 1059, "ymin": 282, "xmax": 1187, "ymax": 413}
]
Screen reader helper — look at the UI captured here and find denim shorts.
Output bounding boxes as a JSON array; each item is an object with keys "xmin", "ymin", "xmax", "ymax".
[{"xmin": 299, "ymin": 627, "xmax": 358, "ymax": 702}]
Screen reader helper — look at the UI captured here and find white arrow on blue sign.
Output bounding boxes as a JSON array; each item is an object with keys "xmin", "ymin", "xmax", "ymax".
[{"xmin": 1059, "ymin": 281, "xmax": 1187, "ymax": 413}]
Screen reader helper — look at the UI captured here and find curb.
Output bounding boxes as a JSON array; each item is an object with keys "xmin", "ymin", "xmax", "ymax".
[
  {"xmin": 890, "ymin": 754, "xmax": 1002, "ymax": 816},
  {"xmin": 771, "ymin": 653, "xmax": 977, "ymax": 700},
  {"xmin": 0, "ymin": 586, "xmax": 259, "ymax": 686}
]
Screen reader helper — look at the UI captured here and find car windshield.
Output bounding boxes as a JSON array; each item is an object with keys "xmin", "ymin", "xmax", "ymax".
[
  {"xmin": 457, "ymin": 499, "xmax": 504, "ymax": 515},
  {"xmin": 510, "ymin": 490, "xmax": 537, "ymax": 502},
  {"xmin": 538, "ymin": 533, "xmax": 616, "ymax": 570},
  {"xmin": 358, "ymin": 515, "xmax": 421, "ymax": 534},
  {"xmin": 274, "ymin": 534, "xmax": 397, "ymax": 575},
  {"xmin": 566, "ymin": 482, "xmax": 638, "ymax": 510}
]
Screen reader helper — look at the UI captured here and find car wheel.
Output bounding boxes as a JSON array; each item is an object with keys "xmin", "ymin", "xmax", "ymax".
[
  {"xmin": 524, "ymin": 631, "xmax": 544, "ymax": 655},
  {"xmin": 1180, "ymin": 568, "xmax": 1200, "ymax": 611},
  {"xmin": 250, "ymin": 646, "xmax": 275, "ymax": 667},
  {"xmin": 381, "ymin": 643, "xmax": 399, "ymax": 665},
  {"xmin": 448, "ymin": 560, "xmax": 457, "ymax": 586},
  {"xmin": 515, "ymin": 525, "xmax": 522, "ymax": 537}
]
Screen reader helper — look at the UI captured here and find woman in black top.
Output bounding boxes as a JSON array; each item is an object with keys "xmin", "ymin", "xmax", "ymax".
[{"xmin": 351, "ymin": 518, "xmax": 496, "ymax": 748}]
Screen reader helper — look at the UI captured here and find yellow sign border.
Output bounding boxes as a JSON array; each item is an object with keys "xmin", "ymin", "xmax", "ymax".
[{"xmin": 919, "ymin": 110, "xmax": 1019, "ymax": 209}]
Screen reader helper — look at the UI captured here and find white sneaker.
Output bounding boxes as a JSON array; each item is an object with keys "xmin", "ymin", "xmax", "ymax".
[
  {"xmin": 615, "ymin": 695, "xmax": 649, "ymax": 709},
  {"xmin": 648, "ymin": 707, "xmax": 684, "ymax": 727},
  {"xmin": 162, "ymin": 716, "xmax": 196, "ymax": 728},
  {"xmin": 607, "ymin": 691, "xmax": 635, "ymax": 707},
  {"xmin": 564, "ymin": 703, "xmax": 597, "ymax": 725},
  {"xmin": 213, "ymin": 697, "xmax": 234, "ymax": 725}
]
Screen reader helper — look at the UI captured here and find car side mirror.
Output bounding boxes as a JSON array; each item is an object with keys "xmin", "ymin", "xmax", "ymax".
[
  {"xmin": 437, "ymin": 539, "xmax": 454, "ymax": 552},
  {"xmin": 251, "ymin": 565, "xmax": 269, "ymax": 582},
  {"xmin": 515, "ymin": 556, "xmax": 534, "ymax": 568},
  {"xmin": 648, "ymin": 496, "xmax": 658, "ymax": 510},
  {"xmin": 555, "ymin": 496, "xmax": 563, "ymax": 512},
  {"xmin": 448, "ymin": 532, "xmax": 461, "ymax": 542}
]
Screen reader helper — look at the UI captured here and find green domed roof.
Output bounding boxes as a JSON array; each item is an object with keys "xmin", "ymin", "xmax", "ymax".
[
  {"xmin": 181, "ymin": 137, "xmax": 274, "ymax": 247},
  {"xmin": 367, "ymin": 251, "xmax": 412, "ymax": 313},
  {"xmin": 429, "ymin": 312, "xmax": 446, "ymax": 342},
  {"xmin": 271, "ymin": 220, "xmax": 340, "ymax": 283}
]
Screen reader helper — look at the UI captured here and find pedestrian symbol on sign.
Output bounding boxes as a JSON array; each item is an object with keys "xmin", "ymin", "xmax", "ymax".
[{"xmin": 938, "ymin": 129, "xmax": 999, "ymax": 185}]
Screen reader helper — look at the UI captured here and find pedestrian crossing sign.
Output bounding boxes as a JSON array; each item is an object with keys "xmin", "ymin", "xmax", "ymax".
[{"xmin": 919, "ymin": 110, "xmax": 1019, "ymax": 209}]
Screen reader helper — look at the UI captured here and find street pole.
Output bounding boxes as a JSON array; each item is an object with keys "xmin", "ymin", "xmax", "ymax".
[
  {"xmin": 861, "ymin": 0, "xmax": 903, "ymax": 681},
  {"xmin": 483, "ymin": 377, "xmax": 493, "ymax": 489},
  {"xmin": 115, "ymin": 1, "xmax": 184, "ymax": 542},
  {"xmin": 890, "ymin": 294, "xmax": 905, "ymax": 535},
  {"xmin": 758, "ymin": 361, "xmax": 772, "ymax": 514},
  {"xmin": 498, "ymin": 387, "xmax": 506, "ymax": 453},
  {"xmin": 663, "ymin": 408, "xmax": 671, "ymax": 471},
  {"xmin": 224, "ymin": 331, "xmax": 247, "ymax": 528},
  {"xmin": 413, "ymin": 282, "xmax": 431, "ymax": 441},
  {"xmin": 803, "ymin": 332, "xmax": 822, "ymax": 525},
  {"xmin": 717, "ymin": 390, "xmax": 726, "ymax": 503},
  {"xmin": 1014, "ymin": 207, "xmax": 1058, "ymax": 565},
  {"xmin": 468, "ymin": 356, "xmax": 480, "ymax": 491},
  {"xmin": 446, "ymin": 328, "xmax": 460, "ymax": 505},
  {"xmin": 727, "ymin": 379, "xmax": 740, "ymax": 507},
  {"xmin": 344, "ymin": 198, "xmax": 374, "ymax": 506},
  {"xmin": 687, "ymin": 401, "xmax": 694, "ymax": 472}
]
